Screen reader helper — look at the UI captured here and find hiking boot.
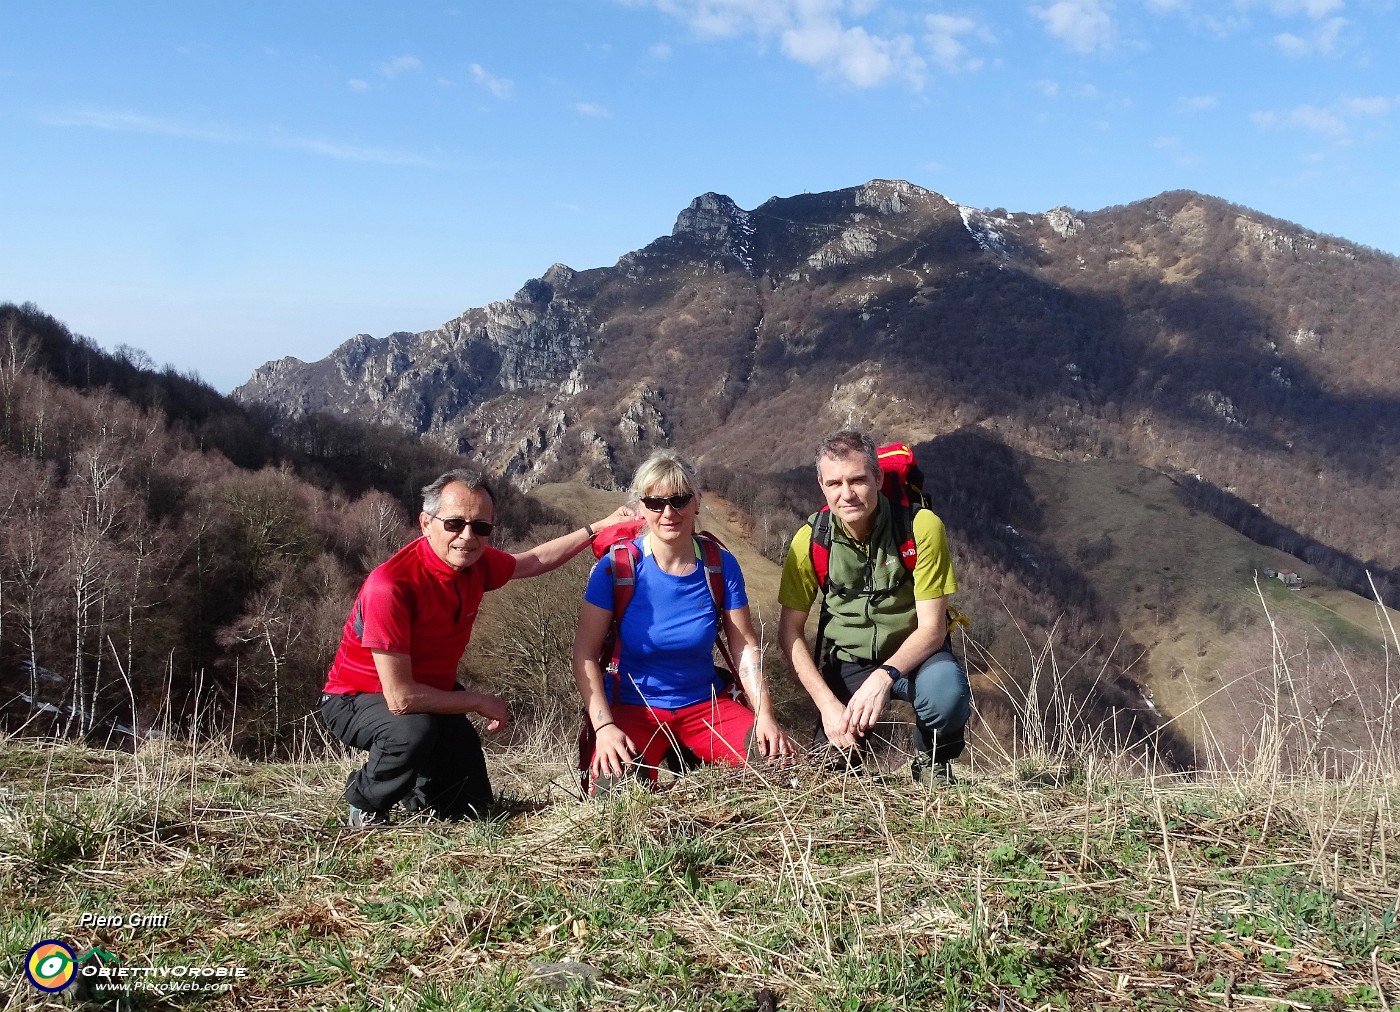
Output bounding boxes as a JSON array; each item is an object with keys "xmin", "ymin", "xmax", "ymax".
[
  {"xmin": 911, "ymin": 754, "xmax": 956, "ymax": 787},
  {"xmin": 347, "ymin": 804, "xmax": 391, "ymax": 828}
]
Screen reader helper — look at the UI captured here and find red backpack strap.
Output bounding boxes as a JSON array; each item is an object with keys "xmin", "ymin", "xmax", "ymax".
[
  {"xmin": 808, "ymin": 508, "xmax": 833, "ymax": 591},
  {"xmin": 578, "ymin": 536, "xmax": 641, "ymax": 795},
  {"xmin": 603, "ymin": 538, "xmax": 640, "ymax": 700},
  {"xmin": 696, "ymin": 533, "xmax": 740, "ymax": 684}
]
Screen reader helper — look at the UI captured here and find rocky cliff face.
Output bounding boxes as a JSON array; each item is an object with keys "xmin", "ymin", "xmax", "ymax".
[{"xmin": 234, "ymin": 180, "xmax": 1400, "ymax": 581}]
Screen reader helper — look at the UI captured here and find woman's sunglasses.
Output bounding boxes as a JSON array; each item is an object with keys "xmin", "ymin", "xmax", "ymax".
[
  {"xmin": 640, "ymin": 493, "xmax": 694, "ymax": 512},
  {"xmin": 431, "ymin": 515, "xmax": 495, "ymax": 536}
]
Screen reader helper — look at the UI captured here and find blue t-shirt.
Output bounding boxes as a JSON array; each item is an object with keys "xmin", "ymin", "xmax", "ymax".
[{"xmin": 583, "ymin": 537, "xmax": 748, "ymax": 709}]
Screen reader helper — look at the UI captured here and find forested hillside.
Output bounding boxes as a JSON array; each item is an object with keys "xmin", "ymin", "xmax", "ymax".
[{"xmin": 0, "ymin": 303, "xmax": 560, "ymax": 754}]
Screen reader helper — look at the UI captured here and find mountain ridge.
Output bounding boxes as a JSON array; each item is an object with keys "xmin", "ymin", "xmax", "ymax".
[{"xmin": 233, "ymin": 179, "xmax": 1400, "ymax": 606}]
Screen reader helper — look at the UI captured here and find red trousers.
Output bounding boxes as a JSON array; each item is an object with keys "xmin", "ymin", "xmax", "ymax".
[{"xmin": 605, "ymin": 696, "xmax": 755, "ymax": 783}]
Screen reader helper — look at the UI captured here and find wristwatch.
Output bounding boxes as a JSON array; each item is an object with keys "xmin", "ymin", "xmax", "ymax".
[{"xmin": 876, "ymin": 663, "xmax": 901, "ymax": 680}]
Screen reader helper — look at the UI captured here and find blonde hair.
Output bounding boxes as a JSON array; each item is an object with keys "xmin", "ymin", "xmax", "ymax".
[{"xmin": 629, "ymin": 450, "xmax": 699, "ymax": 501}]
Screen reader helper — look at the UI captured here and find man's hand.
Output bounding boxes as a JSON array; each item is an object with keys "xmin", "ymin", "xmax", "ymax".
[
  {"xmin": 843, "ymin": 666, "xmax": 893, "ymax": 737},
  {"xmin": 751, "ymin": 714, "xmax": 797, "ymax": 763},
  {"xmin": 820, "ymin": 701, "xmax": 859, "ymax": 749},
  {"xmin": 469, "ymin": 691, "xmax": 511, "ymax": 732},
  {"xmin": 590, "ymin": 724, "xmax": 638, "ymax": 779},
  {"xmin": 595, "ymin": 503, "xmax": 636, "ymax": 530}
]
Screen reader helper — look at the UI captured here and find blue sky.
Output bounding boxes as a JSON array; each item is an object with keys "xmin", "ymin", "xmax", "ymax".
[{"xmin": 3, "ymin": 1, "xmax": 1398, "ymax": 391}]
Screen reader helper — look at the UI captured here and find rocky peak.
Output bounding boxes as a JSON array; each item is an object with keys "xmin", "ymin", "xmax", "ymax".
[
  {"xmin": 670, "ymin": 192, "xmax": 757, "ymax": 274},
  {"xmin": 854, "ymin": 178, "xmax": 933, "ymax": 216},
  {"xmin": 672, "ymin": 192, "xmax": 743, "ymax": 242}
]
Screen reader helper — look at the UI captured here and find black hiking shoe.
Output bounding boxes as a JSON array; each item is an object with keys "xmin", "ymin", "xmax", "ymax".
[{"xmin": 911, "ymin": 754, "xmax": 956, "ymax": 787}]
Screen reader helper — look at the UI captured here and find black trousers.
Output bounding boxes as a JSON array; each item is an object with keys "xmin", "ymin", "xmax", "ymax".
[
  {"xmin": 319, "ymin": 690, "xmax": 492, "ymax": 818},
  {"xmin": 814, "ymin": 650, "xmax": 970, "ymax": 763}
]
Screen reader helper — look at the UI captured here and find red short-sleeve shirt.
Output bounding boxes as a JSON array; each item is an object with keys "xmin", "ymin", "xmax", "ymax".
[{"xmin": 323, "ymin": 536, "xmax": 517, "ymax": 694}]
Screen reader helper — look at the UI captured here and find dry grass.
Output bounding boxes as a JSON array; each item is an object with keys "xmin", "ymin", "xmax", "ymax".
[{"xmin": 2, "ymin": 694, "xmax": 1398, "ymax": 1010}]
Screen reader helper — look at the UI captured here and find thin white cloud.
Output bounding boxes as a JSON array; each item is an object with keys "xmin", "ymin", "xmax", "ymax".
[
  {"xmin": 575, "ymin": 101, "xmax": 612, "ymax": 117},
  {"xmin": 649, "ymin": 41, "xmax": 673, "ymax": 58},
  {"xmin": 42, "ymin": 107, "xmax": 241, "ymax": 143},
  {"xmin": 469, "ymin": 63, "xmax": 514, "ymax": 98},
  {"xmin": 628, "ymin": 0, "xmax": 926, "ymax": 90},
  {"xmin": 43, "ymin": 105, "xmax": 438, "ymax": 167},
  {"xmin": 1031, "ymin": 0, "xmax": 1116, "ymax": 53},
  {"xmin": 1153, "ymin": 134, "xmax": 1201, "ymax": 166},
  {"xmin": 1177, "ymin": 94, "xmax": 1219, "ymax": 113},
  {"xmin": 1251, "ymin": 95, "xmax": 1392, "ymax": 141},
  {"xmin": 348, "ymin": 78, "xmax": 371, "ymax": 93},
  {"xmin": 1271, "ymin": 15, "xmax": 1347, "ymax": 54},
  {"xmin": 1266, "ymin": 0, "xmax": 1343, "ymax": 18},
  {"xmin": 924, "ymin": 13, "xmax": 993, "ymax": 74},
  {"xmin": 1034, "ymin": 78, "xmax": 1060, "ymax": 97},
  {"xmin": 379, "ymin": 55, "xmax": 422, "ymax": 78},
  {"xmin": 282, "ymin": 137, "xmax": 439, "ymax": 167}
]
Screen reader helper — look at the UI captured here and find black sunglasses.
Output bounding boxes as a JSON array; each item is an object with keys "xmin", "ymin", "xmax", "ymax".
[
  {"xmin": 431, "ymin": 515, "xmax": 495, "ymax": 536},
  {"xmin": 640, "ymin": 493, "xmax": 694, "ymax": 512}
]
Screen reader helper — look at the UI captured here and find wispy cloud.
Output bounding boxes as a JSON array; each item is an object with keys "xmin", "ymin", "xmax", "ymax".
[
  {"xmin": 43, "ymin": 105, "xmax": 438, "ymax": 167},
  {"xmin": 649, "ymin": 41, "xmax": 673, "ymax": 59},
  {"xmin": 1153, "ymin": 134, "xmax": 1200, "ymax": 166},
  {"xmin": 625, "ymin": 0, "xmax": 927, "ymax": 90},
  {"xmin": 347, "ymin": 78, "xmax": 371, "ymax": 93},
  {"xmin": 574, "ymin": 101, "xmax": 612, "ymax": 118},
  {"xmin": 1031, "ymin": 0, "xmax": 1116, "ymax": 53},
  {"xmin": 379, "ymin": 54, "xmax": 422, "ymax": 78},
  {"xmin": 469, "ymin": 62, "xmax": 513, "ymax": 98},
  {"xmin": 43, "ymin": 107, "xmax": 241, "ymax": 143},
  {"xmin": 1266, "ymin": 0, "xmax": 1343, "ymax": 17},
  {"xmin": 282, "ymin": 137, "xmax": 439, "ymax": 166},
  {"xmin": 1176, "ymin": 94, "xmax": 1218, "ymax": 113},
  {"xmin": 1272, "ymin": 15, "xmax": 1347, "ymax": 55},
  {"xmin": 1252, "ymin": 95, "xmax": 1391, "ymax": 141},
  {"xmin": 924, "ymin": 13, "xmax": 993, "ymax": 74}
]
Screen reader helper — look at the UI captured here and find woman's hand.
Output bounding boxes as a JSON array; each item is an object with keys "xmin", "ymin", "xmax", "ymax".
[
  {"xmin": 752, "ymin": 713, "xmax": 797, "ymax": 763},
  {"xmin": 590, "ymin": 724, "xmax": 638, "ymax": 779}
]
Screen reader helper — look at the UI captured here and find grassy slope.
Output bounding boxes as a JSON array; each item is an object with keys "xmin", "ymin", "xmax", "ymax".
[
  {"xmin": 1022, "ymin": 457, "xmax": 1400, "ymax": 754},
  {"xmin": 1, "ymin": 734, "xmax": 1396, "ymax": 1011}
]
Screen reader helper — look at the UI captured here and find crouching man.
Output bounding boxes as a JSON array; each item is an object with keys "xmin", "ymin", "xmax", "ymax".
[
  {"xmin": 778, "ymin": 431, "xmax": 971, "ymax": 785},
  {"xmin": 321, "ymin": 468, "xmax": 631, "ymax": 825}
]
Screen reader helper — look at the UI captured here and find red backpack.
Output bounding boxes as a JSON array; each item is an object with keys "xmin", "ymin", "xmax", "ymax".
[{"xmin": 575, "ymin": 518, "xmax": 747, "ymax": 789}]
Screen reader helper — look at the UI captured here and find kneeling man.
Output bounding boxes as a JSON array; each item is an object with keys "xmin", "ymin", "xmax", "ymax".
[
  {"xmin": 321, "ymin": 468, "xmax": 629, "ymax": 825},
  {"xmin": 778, "ymin": 431, "xmax": 971, "ymax": 784}
]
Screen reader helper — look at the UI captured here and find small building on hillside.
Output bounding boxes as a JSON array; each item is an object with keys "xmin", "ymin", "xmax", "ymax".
[{"xmin": 1258, "ymin": 568, "xmax": 1304, "ymax": 588}]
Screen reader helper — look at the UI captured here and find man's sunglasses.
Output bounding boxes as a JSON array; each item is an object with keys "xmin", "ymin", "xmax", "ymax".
[
  {"xmin": 640, "ymin": 493, "xmax": 694, "ymax": 512},
  {"xmin": 431, "ymin": 515, "xmax": 495, "ymax": 536}
]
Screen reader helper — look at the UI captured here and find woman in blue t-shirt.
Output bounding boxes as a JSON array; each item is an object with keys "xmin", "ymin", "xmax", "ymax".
[{"xmin": 572, "ymin": 450, "xmax": 794, "ymax": 787}]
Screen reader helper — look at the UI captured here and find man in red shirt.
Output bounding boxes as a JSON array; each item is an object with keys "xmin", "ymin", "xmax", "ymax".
[{"xmin": 321, "ymin": 468, "xmax": 630, "ymax": 825}]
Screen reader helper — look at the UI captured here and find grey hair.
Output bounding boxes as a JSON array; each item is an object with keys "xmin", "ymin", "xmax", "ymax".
[
  {"xmin": 815, "ymin": 429, "xmax": 880, "ymax": 479},
  {"xmin": 629, "ymin": 450, "xmax": 699, "ymax": 502},
  {"xmin": 421, "ymin": 468, "xmax": 495, "ymax": 516}
]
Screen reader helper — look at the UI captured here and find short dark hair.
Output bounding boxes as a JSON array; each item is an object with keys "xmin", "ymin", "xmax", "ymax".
[
  {"xmin": 815, "ymin": 429, "xmax": 879, "ymax": 479},
  {"xmin": 421, "ymin": 468, "xmax": 495, "ymax": 516}
]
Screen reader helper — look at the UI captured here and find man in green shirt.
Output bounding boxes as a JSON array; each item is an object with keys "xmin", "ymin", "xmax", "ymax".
[{"xmin": 778, "ymin": 430, "xmax": 970, "ymax": 784}]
